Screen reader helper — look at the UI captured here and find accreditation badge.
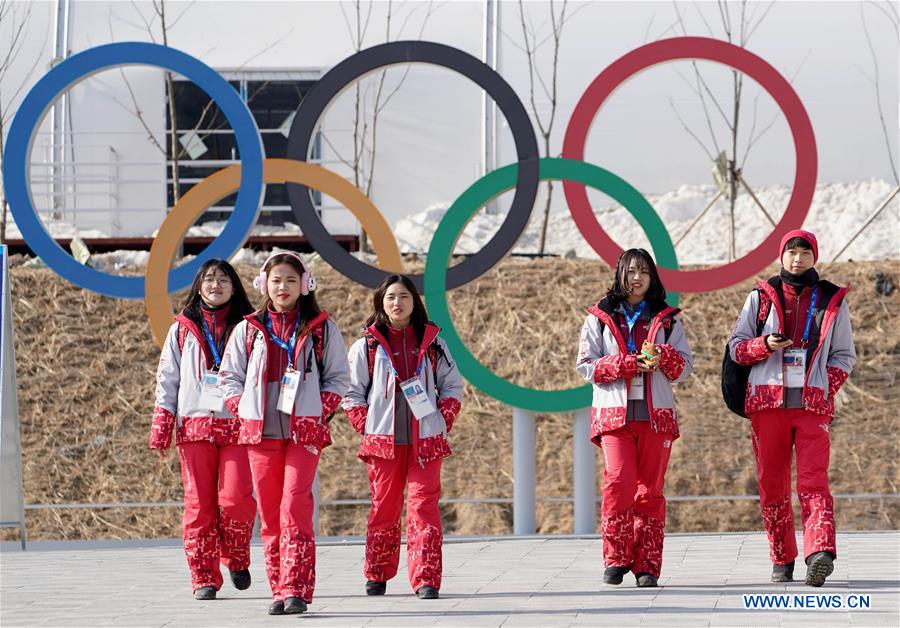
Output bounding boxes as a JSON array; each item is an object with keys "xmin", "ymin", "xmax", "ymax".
[
  {"xmin": 783, "ymin": 349, "xmax": 807, "ymax": 388},
  {"xmin": 198, "ymin": 372, "xmax": 225, "ymax": 412},
  {"xmin": 277, "ymin": 369, "xmax": 301, "ymax": 414},
  {"xmin": 399, "ymin": 376, "xmax": 438, "ymax": 420},
  {"xmin": 628, "ymin": 374, "xmax": 645, "ymax": 401}
]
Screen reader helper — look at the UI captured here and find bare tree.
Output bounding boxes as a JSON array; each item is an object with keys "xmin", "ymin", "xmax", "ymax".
[
  {"xmin": 665, "ymin": 0, "xmax": 784, "ymax": 261},
  {"xmin": 108, "ymin": 0, "xmax": 291, "ymax": 219},
  {"xmin": 329, "ymin": 0, "xmax": 440, "ymax": 253},
  {"xmin": 514, "ymin": 0, "xmax": 569, "ymax": 257},
  {"xmin": 0, "ymin": 0, "xmax": 51, "ymax": 243},
  {"xmin": 831, "ymin": 0, "xmax": 900, "ymax": 261}
]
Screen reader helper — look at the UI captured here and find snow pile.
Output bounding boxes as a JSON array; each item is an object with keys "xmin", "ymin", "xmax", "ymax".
[
  {"xmin": 394, "ymin": 180, "xmax": 899, "ymax": 263},
  {"xmin": 3, "ymin": 217, "xmax": 108, "ymax": 240}
]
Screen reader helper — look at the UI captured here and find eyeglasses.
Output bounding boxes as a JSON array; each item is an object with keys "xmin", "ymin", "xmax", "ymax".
[{"xmin": 201, "ymin": 277, "xmax": 233, "ymax": 287}]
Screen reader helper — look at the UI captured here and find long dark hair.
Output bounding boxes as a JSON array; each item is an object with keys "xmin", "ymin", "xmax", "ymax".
[
  {"xmin": 365, "ymin": 274, "xmax": 428, "ymax": 344},
  {"xmin": 605, "ymin": 248, "xmax": 667, "ymax": 306},
  {"xmin": 257, "ymin": 253, "xmax": 321, "ymax": 336},
  {"xmin": 181, "ymin": 259, "xmax": 253, "ymax": 337}
]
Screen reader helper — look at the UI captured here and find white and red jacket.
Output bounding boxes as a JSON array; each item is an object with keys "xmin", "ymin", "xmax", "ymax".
[
  {"xmin": 728, "ymin": 278, "xmax": 855, "ymax": 417},
  {"xmin": 150, "ymin": 309, "xmax": 239, "ymax": 449},
  {"xmin": 342, "ymin": 323, "xmax": 463, "ymax": 466},
  {"xmin": 576, "ymin": 298, "xmax": 693, "ymax": 443},
  {"xmin": 218, "ymin": 311, "xmax": 350, "ymax": 448}
]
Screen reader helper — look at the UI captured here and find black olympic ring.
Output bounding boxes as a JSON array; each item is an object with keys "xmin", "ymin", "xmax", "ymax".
[{"xmin": 286, "ymin": 40, "xmax": 540, "ymax": 291}]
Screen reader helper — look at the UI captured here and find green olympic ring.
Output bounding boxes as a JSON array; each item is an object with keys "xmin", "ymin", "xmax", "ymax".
[{"xmin": 423, "ymin": 157, "xmax": 680, "ymax": 413}]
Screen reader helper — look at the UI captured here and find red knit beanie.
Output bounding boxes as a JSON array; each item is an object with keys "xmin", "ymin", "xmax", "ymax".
[{"xmin": 780, "ymin": 229, "xmax": 818, "ymax": 263}]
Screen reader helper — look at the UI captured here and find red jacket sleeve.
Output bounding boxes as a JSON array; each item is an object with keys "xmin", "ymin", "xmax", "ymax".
[
  {"xmin": 320, "ymin": 391, "xmax": 342, "ymax": 421},
  {"xmin": 149, "ymin": 407, "xmax": 175, "ymax": 450},
  {"xmin": 593, "ymin": 353, "xmax": 638, "ymax": 384},
  {"xmin": 656, "ymin": 343, "xmax": 687, "ymax": 381},
  {"xmin": 438, "ymin": 397, "xmax": 462, "ymax": 432},
  {"xmin": 733, "ymin": 336, "xmax": 771, "ymax": 366},
  {"xmin": 827, "ymin": 366, "xmax": 849, "ymax": 398},
  {"xmin": 345, "ymin": 405, "xmax": 367, "ymax": 435}
]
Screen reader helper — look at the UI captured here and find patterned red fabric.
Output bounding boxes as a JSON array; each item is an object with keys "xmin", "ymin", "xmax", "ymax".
[
  {"xmin": 246, "ymin": 440, "xmax": 319, "ymax": 603},
  {"xmin": 289, "ymin": 416, "xmax": 333, "ymax": 450},
  {"xmin": 437, "ymin": 397, "xmax": 462, "ymax": 432},
  {"xmin": 416, "ymin": 434, "xmax": 452, "ymax": 465},
  {"xmin": 751, "ymin": 408, "xmax": 834, "ymax": 564},
  {"xmin": 178, "ymin": 442, "xmax": 257, "ymax": 592},
  {"xmin": 632, "ymin": 514, "xmax": 665, "ymax": 578},
  {"xmin": 760, "ymin": 497, "xmax": 796, "ymax": 565},
  {"xmin": 262, "ymin": 538, "xmax": 281, "ymax": 601},
  {"xmin": 407, "ymin": 519, "xmax": 443, "ymax": 590},
  {"xmin": 237, "ymin": 419, "xmax": 264, "ymax": 445},
  {"xmin": 601, "ymin": 508, "xmax": 634, "ymax": 568},
  {"xmin": 149, "ymin": 407, "xmax": 176, "ymax": 450},
  {"xmin": 590, "ymin": 406, "xmax": 627, "ymax": 444},
  {"xmin": 224, "ymin": 395, "xmax": 241, "ymax": 418},
  {"xmin": 346, "ymin": 405, "xmax": 367, "ymax": 434},
  {"xmin": 656, "ymin": 343, "xmax": 686, "ymax": 381},
  {"xmin": 176, "ymin": 417, "xmax": 240, "ymax": 445},
  {"xmin": 358, "ymin": 434, "xmax": 397, "ymax": 461},
  {"xmin": 802, "ymin": 386, "xmax": 836, "ymax": 417},
  {"xmin": 734, "ymin": 336, "xmax": 771, "ymax": 366},
  {"xmin": 219, "ymin": 511, "xmax": 253, "ymax": 571},
  {"xmin": 649, "ymin": 407, "xmax": 680, "ymax": 440},
  {"xmin": 364, "ymin": 447, "xmax": 443, "ymax": 591},
  {"xmin": 826, "ymin": 366, "xmax": 849, "ymax": 399},
  {"xmin": 593, "ymin": 353, "xmax": 638, "ymax": 384},
  {"xmin": 183, "ymin": 527, "xmax": 221, "ymax": 590},
  {"xmin": 278, "ymin": 527, "xmax": 317, "ymax": 601},
  {"xmin": 798, "ymin": 491, "xmax": 837, "ymax": 559},
  {"xmin": 320, "ymin": 391, "xmax": 342, "ymax": 420},
  {"xmin": 364, "ymin": 521, "xmax": 402, "ymax": 583},
  {"xmin": 744, "ymin": 384, "xmax": 783, "ymax": 415}
]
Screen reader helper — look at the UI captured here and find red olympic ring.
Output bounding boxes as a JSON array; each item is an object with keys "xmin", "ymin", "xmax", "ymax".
[{"xmin": 562, "ymin": 36, "xmax": 817, "ymax": 292}]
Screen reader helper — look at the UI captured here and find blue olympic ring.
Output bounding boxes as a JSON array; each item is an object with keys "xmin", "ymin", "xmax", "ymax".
[{"xmin": 2, "ymin": 42, "xmax": 264, "ymax": 299}]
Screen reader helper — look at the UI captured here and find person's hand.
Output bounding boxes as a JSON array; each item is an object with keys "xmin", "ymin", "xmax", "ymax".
[
  {"xmin": 636, "ymin": 356, "xmax": 659, "ymax": 372},
  {"xmin": 765, "ymin": 334, "xmax": 793, "ymax": 351}
]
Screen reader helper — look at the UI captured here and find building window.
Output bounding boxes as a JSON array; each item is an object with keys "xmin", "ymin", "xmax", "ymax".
[{"xmin": 165, "ymin": 73, "xmax": 321, "ymax": 226}]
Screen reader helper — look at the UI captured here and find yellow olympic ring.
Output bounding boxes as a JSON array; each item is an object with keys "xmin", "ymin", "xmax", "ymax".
[{"xmin": 145, "ymin": 158, "xmax": 405, "ymax": 346}]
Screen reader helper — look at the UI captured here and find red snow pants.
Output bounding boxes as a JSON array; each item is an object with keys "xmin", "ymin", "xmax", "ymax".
[
  {"xmin": 177, "ymin": 442, "xmax": 256, "ymax": 591},
  {"xmin": 599, "ymin": 422, "xmax": 673, "ymax": 578},
  {"xmin": 246, "ymin": 439, "xmax": 320, "ymax": 602},
  {"xmin": 750, "ymin": 408, "xmax": 836, "ymax": 565},
  {"xmin": 364, "ymin": 445, "xmax": 443, "ymax": 591}
]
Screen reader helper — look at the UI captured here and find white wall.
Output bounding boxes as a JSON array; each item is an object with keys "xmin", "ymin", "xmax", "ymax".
[{"xmin": 2, "ymin": 0, "xmax": 897, "ymax": 238}]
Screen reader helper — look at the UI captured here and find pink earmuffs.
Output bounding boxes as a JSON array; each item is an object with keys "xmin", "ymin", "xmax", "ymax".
[{"xmin": 252, "ymin": 250, "xmax": 317, "ymax": 295}]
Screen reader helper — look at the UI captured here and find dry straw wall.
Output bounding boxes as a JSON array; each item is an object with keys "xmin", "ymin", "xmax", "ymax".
[{"xmin": 3, "ymin": 257, "xmax": 898, "ymax": 541}]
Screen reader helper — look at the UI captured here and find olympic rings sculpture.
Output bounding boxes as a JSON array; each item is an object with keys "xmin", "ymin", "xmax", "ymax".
[{"xmin": 2, "ymin": 37, "xmax": 817, "ymax": 412}]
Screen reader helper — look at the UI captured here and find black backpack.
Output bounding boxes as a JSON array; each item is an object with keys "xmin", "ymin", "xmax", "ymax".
[{"xmin": 721, "ymin": 284, "xmax": 774, "ymax": 418}]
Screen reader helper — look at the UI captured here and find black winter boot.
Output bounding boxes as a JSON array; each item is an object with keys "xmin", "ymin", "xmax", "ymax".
[
  {"xmin": 805, "ymin": 552, "xmax": 834, "ymax": 587},
  {"xmin": 366, "ymin": 580, "xmax": 387, "ymax": 596},
  {"xmin": 283, "ymin": 596, "xmax": 308, "ymax": 614},
  {"xmin": 229, "ymin": 568, "xmax": 251, "ymax": 590},
  {"xmin": 416, "ymin": 586, "xmax": 439, "ymax": 599},
  {"xmin": 635, "ymin": 573, "xmax": 658, "ymax": 587},
  {"xmin": 267, "ymin": 600, "xmax": 285, "ymax": 615},
  {"xmin": 603, "ymin": 566, "xmax": 630, "ymax": 585},
  {"xmin": 771, "ymin": 561, "xmax": 794, "ymax": 583},
  {"xmin": 194, "ymin": 586, "xmax": 216, "ymax": 600}
]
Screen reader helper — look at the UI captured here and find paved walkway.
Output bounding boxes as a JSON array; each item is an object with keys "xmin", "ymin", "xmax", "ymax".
[{"xmin": 2, "ymin": 531, "xmax": 898, "ymax": 627}]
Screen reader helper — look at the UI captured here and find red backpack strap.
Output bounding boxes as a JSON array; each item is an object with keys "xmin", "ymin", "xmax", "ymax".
[
  {"xmin": 757, "ymin": 289, "xmax": 772, "ymax": 327},
  {"xmin": 177, "ymin": 323, "xmax": 190, "ymax": 353},
  {"xmin": 366, "ymin": 335, "xmax": 378, "ymax": 379},
  {"xmin": 246, "ymin": 326, "xmax": 259, "ymax": 356}
]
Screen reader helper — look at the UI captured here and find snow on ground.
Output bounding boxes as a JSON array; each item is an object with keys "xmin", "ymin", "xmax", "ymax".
[
  {"xmin": 395, "ymin": 179, "xmax": 899, "ymax": 263},
  {"xmin": 8, "ymin": 180, "xmax": 898, "ymax": 270}
]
